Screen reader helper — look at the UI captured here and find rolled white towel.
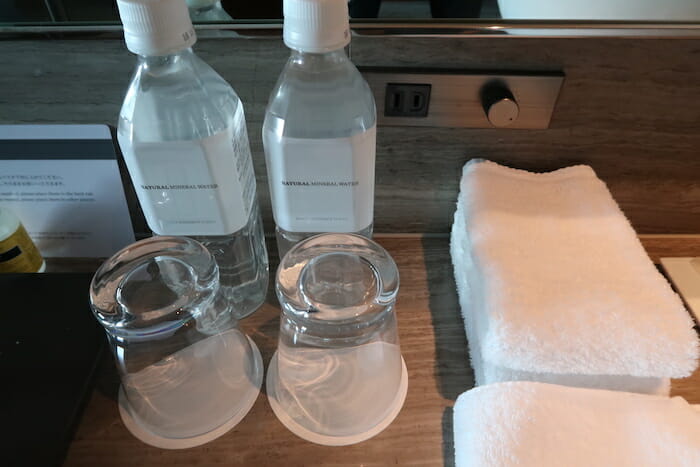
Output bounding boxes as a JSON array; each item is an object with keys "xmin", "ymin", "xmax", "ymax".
[
  {"xmin": 450, "ymin": 160, "xmax": 698, "ymax": 394},
  {"xmin": 454, "ymin": 381, "xmax": 700, "ymax": 467}
]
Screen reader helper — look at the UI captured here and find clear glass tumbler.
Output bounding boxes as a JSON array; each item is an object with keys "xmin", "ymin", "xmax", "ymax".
[
  {"xmin": 90, "ymin": 236, "xmax": 263, "ymax": 449},
  {"xmin": 267, "ymin": 233, "xmax": 408, "ymax": 446}
]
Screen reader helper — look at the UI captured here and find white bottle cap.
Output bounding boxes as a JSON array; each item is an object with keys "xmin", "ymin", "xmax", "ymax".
[
  {"xmin": 117, "ymin": 0, "xmax": 197, "ymax": 56},
  {"xmin": 283, "ymin": 0, "xmax": 351, "ymax": 53}
]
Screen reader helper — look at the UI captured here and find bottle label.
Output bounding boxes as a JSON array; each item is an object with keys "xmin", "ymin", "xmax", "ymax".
[
  {"xmin": 265, "ymin": 126, "xmax": 376, "ymax": 233},
  {"xmin": 0, "ymin": 224, "xmax": 43, "ymax": 273},
  {"xmin": 120, "ymin": 120, "xmax": 256, "ymax": 236}
]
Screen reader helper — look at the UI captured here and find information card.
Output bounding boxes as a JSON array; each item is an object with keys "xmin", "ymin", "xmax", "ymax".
[{"xmin": 0, "ymin": 125, "xmax": 135, "ymax": 257}]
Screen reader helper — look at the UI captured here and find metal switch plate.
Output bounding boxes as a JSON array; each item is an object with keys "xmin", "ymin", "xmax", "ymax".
[{"xmin": 360, "ymin": 68, "xmax": 564, "ymax": 129}]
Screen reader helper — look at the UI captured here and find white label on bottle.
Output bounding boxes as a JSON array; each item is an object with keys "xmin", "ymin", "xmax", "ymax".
[
  {"xmin": 266, "ymin": 126, "xmax": 376, "ymax": 233},
  {"xmin": 119, "ymin": 123, "xmax": 255, "ymax": 236}
]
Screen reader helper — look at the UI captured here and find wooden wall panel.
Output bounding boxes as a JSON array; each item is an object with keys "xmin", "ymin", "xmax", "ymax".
[
  {"xmin": 352, "ymin": 36, "xmax": 700, "ymax": 234},
  {"xmin": 1, "ymin": 35, "xmax": 699, "ymax": 234}
]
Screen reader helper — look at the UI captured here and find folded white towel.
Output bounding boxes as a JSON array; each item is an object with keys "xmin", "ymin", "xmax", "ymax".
[
  {"xmin": 450, "ymin": 160, "xmax": 698, "ymax": 393},
  {"xmin": 454, "ymin": 381, "xmax": 700, "ymax": 467}
]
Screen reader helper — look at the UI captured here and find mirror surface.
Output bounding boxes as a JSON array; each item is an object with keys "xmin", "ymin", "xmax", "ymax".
[{"xmin": 2, "ymin": 0, "xmax": 700, "ymax": 24}]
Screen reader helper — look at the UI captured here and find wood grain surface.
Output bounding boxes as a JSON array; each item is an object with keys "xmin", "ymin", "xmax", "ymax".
[
  {"xmin": 351, "ymin": 35, "xmax": 700, "ymax": 235},
  {"xmin": 62, "ymin": 235, "xmax": 700, "ymax": 467},
  {"xmin": 2, "ymin": 35, "xmax": 700, "ymax": 234}
]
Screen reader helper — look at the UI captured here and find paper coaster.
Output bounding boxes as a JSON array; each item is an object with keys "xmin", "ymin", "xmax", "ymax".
[
  {"xmin": 266, "ymin": 351, "xmax": 408, "ymax": 446},
  {"xmin": 118, "ymin": 336, "xmax": 263, "ymax": 449}
]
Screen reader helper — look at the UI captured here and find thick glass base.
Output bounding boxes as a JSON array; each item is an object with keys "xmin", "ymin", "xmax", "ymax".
[{"xmin": 275, "ymin": 223, "xmax": 373, "ymax": 260}]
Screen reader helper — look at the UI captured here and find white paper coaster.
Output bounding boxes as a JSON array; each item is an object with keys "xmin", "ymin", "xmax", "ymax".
[
  {"xmin": 118, "ymin": 335, "xmax": 263, "ymax": 449},
  {"xmin": 266, "ymin": 351, "xmax": 408, "ymax": 446}
]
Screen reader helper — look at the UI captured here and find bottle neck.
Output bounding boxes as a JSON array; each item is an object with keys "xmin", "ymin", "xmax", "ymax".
[
  {"xmin": 137, "ymin": 48, "xmax": 195, "ymax": 75},
  {"xmin": 288, "ymin": 47, "xmax": 350, "ymax": 69}
]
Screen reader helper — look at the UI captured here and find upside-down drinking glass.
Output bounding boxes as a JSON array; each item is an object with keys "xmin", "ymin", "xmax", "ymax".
[
  {"xmin": 90, "ymin": 236, "xmax": 263, "ymax": 449},
  {"xmin": 267, "ymin": 233, "xmax": 408, "ymax": 446}
]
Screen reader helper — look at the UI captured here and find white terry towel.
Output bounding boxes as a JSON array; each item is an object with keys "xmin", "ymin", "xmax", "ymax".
[
  {"xmin": 454, "ymin": 381, "xmax": 700, "ymax": 467},
  {"xmin": 450, "ymin": 160, "xmax": 698, "ymax": 394}
]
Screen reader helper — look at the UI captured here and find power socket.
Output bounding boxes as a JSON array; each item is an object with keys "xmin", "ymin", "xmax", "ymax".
[
  {"xmin": 384, "ymin": 83, "xmax": 431, "ymax": 117},
  {"xmin": 361, "ymin": 68, "xmax": 564, "ymax": 129}
]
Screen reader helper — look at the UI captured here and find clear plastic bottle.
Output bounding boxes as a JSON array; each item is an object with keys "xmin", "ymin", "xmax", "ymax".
[
  {"xmin": 116, "ymin": 0, "xmax": 268, "ymax": 318},
  {"xmin": 262, "ymin": 0, "xmax": 377, "ymax": 258}
]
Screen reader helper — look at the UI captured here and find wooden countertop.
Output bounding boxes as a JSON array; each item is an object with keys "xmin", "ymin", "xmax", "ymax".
[{"xmin": 63, "ymin": 235, "xmax": 700, "ymax": 467}]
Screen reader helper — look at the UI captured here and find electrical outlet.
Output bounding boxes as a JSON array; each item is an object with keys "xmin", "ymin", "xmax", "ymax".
[
  {"xmin": 361, "ymin": 68, "xmax": 564, "ymax": 129},
  {"xmin": 384, "ymin": 83, "xmax": 431, "ymax": 117}
]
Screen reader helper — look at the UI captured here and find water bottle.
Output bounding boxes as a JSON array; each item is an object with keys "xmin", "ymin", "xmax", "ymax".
[
  {"xmin": 262, "ymin": 0, "xmax": 377, "ymax": 258},
  {"xmin": 116, "ymin": 0, "xmax": 268, "ymax": 318}
]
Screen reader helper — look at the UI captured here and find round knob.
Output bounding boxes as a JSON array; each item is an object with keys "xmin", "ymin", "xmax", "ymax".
[{"xmin": 482, "ymin": 85, "xmax": 519, "ymax": 128}]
